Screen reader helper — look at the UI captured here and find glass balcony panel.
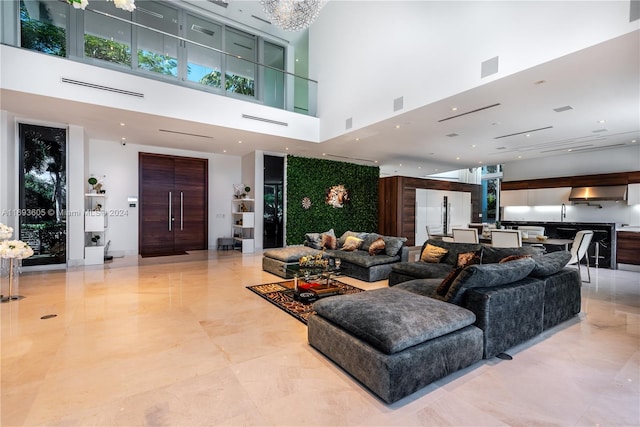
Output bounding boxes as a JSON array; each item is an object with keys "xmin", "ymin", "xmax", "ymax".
[
  {"xmin": 225, "ymin": 29, "xmax": 256, "ymax": 98},
  {"xmin": 20, "ymin": 0, "xmax": 67, "ymax": 57},
  {"xmin": 84, "ymin": 1, "xmax": 132, "ymax": 66},
  {"xmin": 135, "ymin": 1, "xmax": 179, "ymax": 76},
  {"xmin": 185, "ymin": 15, "xmax": 222, "ymax": 87}
]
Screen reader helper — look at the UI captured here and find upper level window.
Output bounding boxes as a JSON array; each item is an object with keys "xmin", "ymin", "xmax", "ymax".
[
  {"xmin": 135, "ymin": 1, "xmax": 179, "ymax": 77},
  {"xmin": 20, "ymin": 0, "xmax": 67, "ymax": 57},
  {"xmin": 83, "ymin": 0, "xmax": 132, "ymax": 67}
]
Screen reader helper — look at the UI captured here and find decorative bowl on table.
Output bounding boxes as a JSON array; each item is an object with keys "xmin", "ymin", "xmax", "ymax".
[{"xmin": 536, "ymin": 235, "xmax": 549, "ymax": 241}]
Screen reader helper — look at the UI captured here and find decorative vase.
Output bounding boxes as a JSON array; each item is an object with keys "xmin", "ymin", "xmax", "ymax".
[{"xmin": 1, "ymin": 258, "xmax": 22, "ymax": 302}]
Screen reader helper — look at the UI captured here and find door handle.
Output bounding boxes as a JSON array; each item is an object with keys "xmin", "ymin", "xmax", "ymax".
[
  {"xmin": 168, "ymin": 191, "xmax": 172, "ymax": 231},
  {"xmin": 180, "ymin": 192, "xmax": 184, "ymax": 231}
]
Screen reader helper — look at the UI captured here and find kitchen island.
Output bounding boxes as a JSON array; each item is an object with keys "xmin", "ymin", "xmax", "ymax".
[{"xmin": 501, "ymin": 221, "xmax": 617, "ymax": 269}]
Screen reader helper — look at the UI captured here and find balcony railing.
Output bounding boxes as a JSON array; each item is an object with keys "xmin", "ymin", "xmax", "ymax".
[{"xmin": 15, "ymin": 1, "xmax": 317, "ymax": 116}]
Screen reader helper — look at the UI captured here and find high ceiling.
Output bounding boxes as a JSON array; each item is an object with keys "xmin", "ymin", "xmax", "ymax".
[{"xmin": 2, "ymin": 2, "xmax": 638, "ymax": 178}]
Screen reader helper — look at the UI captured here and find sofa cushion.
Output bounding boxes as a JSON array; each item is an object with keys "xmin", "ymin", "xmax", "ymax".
[
  {"xmin": 423, "ymin": 239, "xmax": 483, "ymax": 266},
  {"xmin": 368, "ymin": 237, "xmax": 386, "ymax": 255},
  {"xmin": 445, "ymin": 257, "xmax": 537, "ymax": 304},
  {"xmin": 436, "ymin": 251, "xmax": 481, "ymax": 296},
  {"xmin": 313, "ymin": 287, "xmax": 477, "ymax": 354},
  {"xmin": 333, "ymin": 250, "xmax": 400, "ymax": 268},
  {"xmin": 383, "ymin": 236, "xmax": 407, "ymax": 257},
  {"xmin": 394, "ymin": 278, "xmax": 442, "ymax": 297},
  {"xmin": 391, "ymin": 260, "xmax": 453, "ymax": 279},
  {"xmin": 420, "ymin": 244, "xmax": 448, "ymax": 263},
  {"xmin": 480, "ymin": 245, "xmax": 542, "ymax": 264},
  {"xmin": 529, "ymin": 251, "xmax": 572, "ymax": 277},
  {"xmin": 263, "ymin": 245, "xmax": 321, "ymax": 262},
  {"xmin": 341, "ymin": 235, "xmax": 364, "ymax": 251}
]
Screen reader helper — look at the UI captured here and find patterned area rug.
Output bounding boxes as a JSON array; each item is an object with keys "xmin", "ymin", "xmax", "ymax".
[{"xmin": 246, "ymin": 279, "xmax": 364, "ymax": 324}]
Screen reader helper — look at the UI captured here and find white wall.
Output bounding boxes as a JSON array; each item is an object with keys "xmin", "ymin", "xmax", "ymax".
[
  {"xmin": 311, "ymin": 1, "xmax": 638, "ymax": 141},
  {"xmin": 502, "ymin": 145, "xmax": 640, "ymax": 181},
  {"xmin": 87, "ymin": 139, "xmax": 241, "ymax": 257}
]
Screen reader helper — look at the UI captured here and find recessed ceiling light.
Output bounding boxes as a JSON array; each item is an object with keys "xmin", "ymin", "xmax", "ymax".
[
  {"xmin": 478, "ymin": 161, "xmax": 483, "ymax": 164},
  {"xmin": 418, "ymin": 166, "xmax": 421, "ymax": 169},
  {"xmin": 451, "ymin": 107, "xmax": 458, "ymax": 111},
  {"xmin": 238, "ymin": 140, "xmax": 242, "ymax": 143},
  {"xmin": 120, "ymin": 122, "xmax": 125, "ymax": 126},
  {"xmin": 121, "ymin": 137, "xmax": 126, "ymax": 141},
  {"xmin": 632, "ymin": 140, "xmax": 637, "ymax": 143},
  {"xmin": 399, "ymin": 164, "xmax": 403, "ymax": 167},
  {"xmin": 471, "ymin": 144, "xmax": 476, "ymax": 148},
  {"xmin": 597, "ymin": 119, "xmax": 606, "ymax": 124},
  {"xmin": 395, "ymin": 125, "xmax": 400, "ymax": 129},
  {"xmin": 322, "ymin": 153, "xmax": 326, "ymax": 156},
  {"xmin": 285, "ymin": 147, "xmax": 289, "ymax": 151},
  {"xmin": 526, "ymin": 134, "xmax": 531, "ymax": 137},
  {"xmin": 355, "ymin": 138, "xmax": 360, "ymax": 141},
  {"xmin": 374, "ymin": 160, "xmax": 378, "ymax": 163},
  {"xmin": 456, "ymin": 157, "xmax": 460, "ymax": 160},
  {"xmin": 223, "ymin": 149, "xmax": 227, "ymax": 153},
  {"xmin": 518, "ymin": 155, "xmax": 522, "ymax": 159}
]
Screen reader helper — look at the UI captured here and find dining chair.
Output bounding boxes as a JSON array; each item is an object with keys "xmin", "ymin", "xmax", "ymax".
[
  {"xmin": 567, "ymin": 230, "xmax": 594, "ymax": 283},
  {"xmin": 518, "ymin": 226, "xmax": 545, "ymax": 238},
  {"xmin": 491, "ymin": 229, "xmax": 522, "ymax": 248},
  {"xmin": 452, "ymin": 228, "xmax": 479, "ymax": 243}
]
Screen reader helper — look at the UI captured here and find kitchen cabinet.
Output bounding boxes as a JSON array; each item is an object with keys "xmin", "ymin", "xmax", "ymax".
[
  {"xmin": 500, "ymin": 190, "xmax": 528, "ymax": 207},
  {"xmin": 617, "ymin": 231, "xmax": 640, "ymax": 265},
  {"xmin": 500, "ymin": 188, "xmax": 570, "ymax": 206},
  {"xmin": 528, "ymin": 187, "xmax": 571, "ymax": 206},
  {"xmin": 628, "ymin": 184, "xmax": 640, "ymax": 205}
]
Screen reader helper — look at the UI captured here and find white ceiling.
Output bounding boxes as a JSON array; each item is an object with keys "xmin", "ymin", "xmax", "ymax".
[{"xmin": 2, "ymin": 3, "xmax": 638, "ymax": 178}]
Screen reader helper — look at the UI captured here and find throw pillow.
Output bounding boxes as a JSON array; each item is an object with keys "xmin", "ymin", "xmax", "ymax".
[
  {"xmin": 436, "ymin": 267, "xmax": 462, "ymax": 296},
  {"xmin": 341, "ymin": 235, "xmax": 363, "ymax": 251},
  {"xmin": 304, "ymin": 232, "xmax": 322, "ymax": 249},
  {"xmin": 361, "ymin": 233, "xmax": 382, "ymax": 251},
  {"xmin": 368, "ymin": 237, "xmax": 386, "ymax": 255},
  {"xmin": 457, "ymin": 251, "xmax": 481, "ymax": 268},
  {"xmin": 420, "ymin": 244, "xmax": 449, "ymax": 263},
  {"xmin": 383, "ymin": 236, "xmax": 407, "ymax": 257},
  {"xmin": 337, "ymin": 230, "xmax": 359, "ymax": 248},
  {"xmin": 321, "ymin": 232, "xmax": 337, "ymax": 250},
  {"xmin": 499, "ymin": 254, "xmax": 532, "ymax": 263},
  {"xmin": 529, "ymin": 251, "xmax": 572, "ymax": 277}
]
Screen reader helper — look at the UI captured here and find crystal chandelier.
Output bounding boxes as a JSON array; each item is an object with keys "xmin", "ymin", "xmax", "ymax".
[{"xmin": 260, "ymin": 0, "xmax": 325, "ymax": 32}]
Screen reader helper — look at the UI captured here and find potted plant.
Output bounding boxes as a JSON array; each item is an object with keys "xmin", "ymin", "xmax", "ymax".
[
  {"xmin": 88, "ymin": 177, "xmax": 98, "ymax": 193},
  {"xmin": 91, "ymin": 235, "xmax": 101, "ymax": 246}
]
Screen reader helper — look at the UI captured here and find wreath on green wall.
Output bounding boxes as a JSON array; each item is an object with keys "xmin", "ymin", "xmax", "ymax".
[{"xmin": 286, "ymin": 155, "xmax": 379, "ymax": 245}]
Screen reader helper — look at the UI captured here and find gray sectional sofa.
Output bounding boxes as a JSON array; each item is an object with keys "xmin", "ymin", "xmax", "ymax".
[
  {"xmin": 262, "ymin": 230, "xmax": 409, "ymax": 282},
  {"xmin": 308, "ymin": 246, "xmax": 581, "ymax": 404}
]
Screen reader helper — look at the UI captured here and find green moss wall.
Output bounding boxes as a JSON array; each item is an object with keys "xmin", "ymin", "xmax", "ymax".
[{"xmin": 286, "ymin": 156, "xmax": 379, "ymax": 245}]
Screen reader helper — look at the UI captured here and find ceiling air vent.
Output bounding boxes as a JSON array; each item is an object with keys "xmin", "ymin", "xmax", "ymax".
[{"xmin": 553, "ymin": 105, "xmax": 573, "ymax": 112}]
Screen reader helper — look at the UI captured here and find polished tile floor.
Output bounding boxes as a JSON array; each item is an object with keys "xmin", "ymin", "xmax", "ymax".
[{"xmin": 1, "ymin": 250, "xmax": 639, "ymax": 426}]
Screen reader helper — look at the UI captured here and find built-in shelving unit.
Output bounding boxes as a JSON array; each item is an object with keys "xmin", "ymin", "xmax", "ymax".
[
  {"xmin": 232, "ymin": 199, "xmax": 254, "ymax": 253},
  {"xmin": 85, "ymin": 193, "xmax": 107, "ymax": 265}
]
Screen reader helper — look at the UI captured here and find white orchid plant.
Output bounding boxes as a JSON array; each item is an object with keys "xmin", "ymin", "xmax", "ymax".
[
  {"xmin": 0, "ymin": 240, "xmax": 34, "ymax": 260},
  {"xmin": 67, "ymin": 0, "xmax": 136, "ymax": 12},
  {"xmin": 0, "ymin": 223, "xmax": 13, "ymax": 240}
]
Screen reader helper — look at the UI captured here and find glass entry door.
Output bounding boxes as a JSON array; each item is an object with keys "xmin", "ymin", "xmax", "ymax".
[{"xmin": 18, "ymin": 124, "xmax": 67, "ymax": 266}]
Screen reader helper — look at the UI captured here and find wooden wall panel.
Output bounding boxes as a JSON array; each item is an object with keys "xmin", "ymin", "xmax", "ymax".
[{"xmin": 502, "ymin": 171, "xmax": 638, "ymax": 190}]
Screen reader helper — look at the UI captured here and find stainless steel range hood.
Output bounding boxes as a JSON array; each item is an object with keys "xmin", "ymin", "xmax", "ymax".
[{"xmin": 568, "ymin": 185, "xmax": 627, "ymax": 202}]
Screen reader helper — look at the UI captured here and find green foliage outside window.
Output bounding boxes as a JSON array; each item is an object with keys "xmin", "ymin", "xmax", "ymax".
[
  {"xmin": 286, "ymin": 156, "xmax": 379, "ymax": 245},
  {"xmin": 84, "ymin": 34, "xmax": 131, "ymax": 66},
  {"xmin": 200, "ymin": 71, "xmax": 255, "ymax": 95},
  {"xmin": 20, "ymin": 1, "xmax": 66, "ymax": 57},
  {"xmin": 138, "ymin": 50, "xmax": 178, "ymax": 76}
]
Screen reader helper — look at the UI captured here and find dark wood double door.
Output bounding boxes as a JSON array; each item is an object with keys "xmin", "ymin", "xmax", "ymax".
[{"xmin": 139, "ymin": 153, "xmax": 208, "ymax": 257}]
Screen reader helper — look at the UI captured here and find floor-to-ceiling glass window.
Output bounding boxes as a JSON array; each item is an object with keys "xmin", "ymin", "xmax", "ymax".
[
  {"xmin": 225, "ymin": 28, "xmax": 256, "ymax": 97},
  {"xmin": 19, "ymin": 0, "xmax": 67, "ymax": 57},
  {"xmin": 83, "ymin": 0, "xmax": 132, "ymax": 67},
  {"xmin": 185, "ymin": 13, "xmax": 223, "ymax": 88},
  {"xmin": 135, "ymin": 1, "xmax": 179, "ymax": 77},
  {"xmin": 19, "ymin": 124, "xmax": 67, "ymax": 266},
  {"xmin": 481, "ymin": 165, "xmax": 502, "ymax": 224},
  {"xmin": 263, "ymin": 41, "xmax": 285, "ymax": 109}
]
